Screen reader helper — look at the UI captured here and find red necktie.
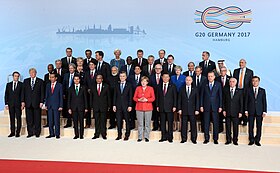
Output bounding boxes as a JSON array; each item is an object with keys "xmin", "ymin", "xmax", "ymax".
[
  {"xmin": 90, "ymin": 71, "xmax": 94, "ymax": 79},
  {"xmin": 98, "ymin": 84, "xmax": 101, "ymax": 96},
  {"xmin": 156, "ymin": 75, "xmax": 160, "ymax": 85},
  {"xmin": 51, "ymin": 83, "xmax": 54, "ymax": 94},
  {"xmin": 163, "ymin": 84, "xmax": 167, "ymax": 96}
]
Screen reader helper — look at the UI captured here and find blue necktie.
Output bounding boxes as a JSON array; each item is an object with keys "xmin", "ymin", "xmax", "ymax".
[
  {"xmin": 209, "ymin": 83, "xmax": 213, "ymax": 91},
  {"xmin": 69, "ymin": 74, "xmax": 73, "ymax": 88},
  {"xmin": 120, "ymin": 83, "xmax": 124, "ymax": 94}
]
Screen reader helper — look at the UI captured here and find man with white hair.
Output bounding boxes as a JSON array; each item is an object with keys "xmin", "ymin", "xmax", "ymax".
[
  {"xmin": 233, "ymin": 59, "xmax": 254, "ymax": 126},
  {"xmin": 223, "ymin": 78, "xmax": 243, "ymax": 145}
]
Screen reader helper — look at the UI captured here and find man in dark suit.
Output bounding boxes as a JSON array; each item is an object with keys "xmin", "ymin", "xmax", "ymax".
[
  {"xmin": 83, "ymin": 49, "xmax": 97, "ymax": 71},
  {"xmin": 84, "ymin": 60, "xmax": 97, "ymax": 128},
  {"xmin": 233, "ymin": 59, "xmax": 254, "ymax": 126},
  {"xmin": 245, "ymin": 76, "xmax": 267, "ymax": 146},
  {"xmin": 54, "ymin": 59, "xmax": 66, "ymax": 84},
  {"xmin": 128, "ymin": 65, "xmax": 142, "ymax": 129},
  {"xmin": 22, "ymin": 68, "xmax": 44, "ymax": 138},
  {"xmin": 91, "ymin": 75, "xmax": 111, "ymax": 140},
  {"xmin": 193, "ymin": 66, "xmax": 207, "ymax": 132},
  {"xmin": 156, "ymin": 73, "xmax": 177, "ymax": 143},
  {"xmin": 133, "ymin": 49, "xmax": 148, "ymax": 69},
  {"xmin": 62, "ymin": 63, "xmax": 76, "ymax": 128},
  {"xmin": 216, "ymin": 66, "xmax": 231, "ymax": 133},
  {"xmin": 113, "ymin": 71, "xmax": 133, "ymax": 140},
  {"xmin": 120, "ymin": 56, "xmax": 134, "ymax": 77},
  {"xmin": 154, "ymin": 49, "xmax": 167, "ymax": 66},
  {"xmin": 178, "ymin": 76, "xmax": 200, "ymax": 144},
  {"xmin": 68, "ymin": 75, "xmax": 88, "ymax": 139},
  {"xmin": 45, "ymin": 72, "xmax": 63, "ymax": 139},
  {"xmin": 183, "ymin": 62, "xmax": 195, "ymax": 77},
  {"xmin": 200, "ymin": 71, "xmax": 223, "ymax": 144},
  {"xmin": 61, "ymin": 47, "xmax": 77, "ymax": 72},
  {"xmin": 142, "ymin": 55, "xmax": 155, "ymax": 77},
  {"xmin": 223, "ymin": 78, "xmax": 243, "ymax": 145},
  {"xmin": 199, "ymin": 51, "xmax": 216, "ymax": 77},
  {"xmin": 95, "ymin": 50, "xmax": 110, "ymax": 84},
  {"xmin": 149, "ymin": 64, "xmax": 163, "ymax": 131},
  {"xmin": 4, "ymin": 71, "xmax": 24, "ymax": 137},
  {"xmin": 43, "ymin": 64, "xmax": 55, "ymax": 128},
  {"xmin": 163, "ymin": 54, "xmax": 176, "ymax": 76}
]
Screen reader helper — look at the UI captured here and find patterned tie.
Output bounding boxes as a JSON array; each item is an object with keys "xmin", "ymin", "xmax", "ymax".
[
  {"xmin": 209, "ymin": 83, "xmax": 213, "ymax": 91},
  {"xmin": 136, "ymin": 76, "xmax": 139, "ymax": 85},
  {"xmin": 230, "ymin": 88, "xmax": 234, "ymax": 99},
  {"xmin": 90, "ymin": 71, "xmax": 94, "ymax": 79},
  {"xmin": 31, "ymin": 78, "xmax": 34, "ymax": 90}
]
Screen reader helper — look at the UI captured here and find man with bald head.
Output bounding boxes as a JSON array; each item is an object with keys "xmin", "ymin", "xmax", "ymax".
[
  {"xmin": 223, "ymin": 78, "xmax": 243, "ymax": 145},
  {"xmin": 233, "ymin": 59, "xmax": 254, "ymax": 126}
]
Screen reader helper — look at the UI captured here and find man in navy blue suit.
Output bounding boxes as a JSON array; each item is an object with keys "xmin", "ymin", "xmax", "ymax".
[
  {"xmin": 45, "ymin": 72, "xmax": 63, "ymax": 139},
  {"xmin": 200, "ymin": 71, "xmax": 223, "ymax": 144},
  {"xmin": 245, "ymin": 76, "xmax": 267, "ymax": 146}
]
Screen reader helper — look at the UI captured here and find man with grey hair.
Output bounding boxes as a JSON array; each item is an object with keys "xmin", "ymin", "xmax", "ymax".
[
  {"xmin": 22, "ymin": 68, "xmax": 44, "ymax": 138},
  {"xmin": 223, "ymin": 77, "xmax": 243, "ymax": 145},
  {"xmin": 54, "ymin": 59, "xmax": 65, "ymax": 83},
  {"xmin": 233, "ymin": 59, "xmax": 254, "ymax": 126}
]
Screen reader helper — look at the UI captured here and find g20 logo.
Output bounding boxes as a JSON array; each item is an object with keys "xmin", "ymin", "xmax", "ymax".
[{"xmin": 195, "ymin": 6, "xmax": 252, "ymax": 29}]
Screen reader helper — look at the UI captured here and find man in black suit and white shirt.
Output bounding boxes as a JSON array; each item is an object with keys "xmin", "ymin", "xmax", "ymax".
[
  {"xmin": 22, "ymin": 68, "xmax": 44, "ymax": 138},
  {"xmin": 142, "ymin": 55, "xmax": 155, "ymax": 77},
  {"xmin": 178, "ymin": 76, "xmax": 200, "ymax": 144},
  {"xmin": 245, "ymin": 76, "xmax": 267, "ymax": 146},
  {"xmin": 199, "ymin": 51, "xmax": 216, "ymax": 77},
  {"xmin": 163, "ymin": 54, "xmax": 176, "ymax": 76},
  {"xmin": 54, "ymin": 59, "xmax": 66, "ymax": 84},
  {"xmin": 5, "ymin": 71, "xmax": 24, "ymax": 137},
  {"xmin": 156, "ymin": 73, "xmax": 177, "ymax": 143},
  {"xmin": 68, "ymin": 75, "xmax": 88, "ymax": 139},
  {"xmin": 183, "ymin": 62, "xmax": 195, "ymax": 77},
  {"xmin": 91, "ymin": 75, "xmax": 111, "ymax": 140},
  {"xmin": 61, "ymin": 47, "xmax": 76, "ymax": 72},
  {"xmin": 95, "ymin": 50, "xmax": 110, "ymax": 84},
  {"xmin": 233, "ymin": 59, "xmax": 254, "ymax": 126},
  {"xmin": 113, "ymin": 71, "xmax": 133, "ymax": 140},
  {"xmin": 83, "ymin": 49, "xmax": 97, "ymax": 71},
  {"xmin": 223, "ymin": 78, "xmax": 243, "ymax": 145},
  {"xmin": 120, "ymin": 56, "xmax": 134, "ymax": 77}
]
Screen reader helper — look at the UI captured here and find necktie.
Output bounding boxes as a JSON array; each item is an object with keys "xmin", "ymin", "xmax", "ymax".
[
  {"xmin": 190, "ymin": 71, "xmax": 193, "ymax": 76},
  {"xmin": 169, "ymin": 64, "xmax": 172, "ymax": 73},
  {"xmin": 196, "ymin": 77, "xmax": 200, "ymax": 87},
  {"xmin": 68, "ymin": 57, "xmax": 70, "ymax": 64},
  {"xmin": 90, "ymin": 71, "xmax": 94, "ymax": 79},
  {"xmin": 230, "ymin": 88, "xmax": 234, "ymax": 99},
  {"xmin": 98, "ymin": 62, "xmax": 101, "ymax": 71},
  {"xmin": 149, "ymin": 65, "xmax": 152, "ymax": 75},
  {"xmin": 13, "ymin": 82, "xmax": 16, "ymax": 91},
  {"xmin": 31, "ymin": 79, "xmax": 34, "ymax": 90},
  {"xmin": 204, "ymin": 61, "xmax": 208, "ymax": 68},
  {"xmin": 221, "ymin": 77, "xmax": 225, "ymax": 87},
  {"xmin": 254, "ymin": 88, "xmax": 257, "ymax": 99},
  {"xmin": 163, "ymin": 84, "xmax": 167, "ymax": 96},
  {"xmin": 51, "ymin": 83, "xmax": 54, "ymax": 94},
  {"xmin": 75, "ymin": 86, "xmax": 79, "ymax": 95},
  {"xmin": 187, "ymin": 86, "xmax": 190, "ymax": 98},
  {"xmin": 120, "ymin": 83, "xmax": 124, "ymax": 94},
  {"xmin": 136, "ymin": 76, "xmax": 139, "ymax": 84},
  {"xmin": 98, "ymin": 84, "xmax": 101, "ymax": 96},
  {"xmin": 239, "ymin": 69, "xmax": 244, "ymax": 88},
  {"xmin": 139, "ymin": 58, "xmax": 142, "ymax": 66},
  {"xmin": 156, "ymin": 75, "xmax": 160, "ymax": 85},
  {"xmin": 127, "ymin": 65, "xmax": 130, "ymax": 76},
  {"xmin": 69, "ymin": 74, "xmax": 73, "ymax": 87},
  {"xmin": 209, "ymin": 83, "xmax": 213, "ymax": 91}
]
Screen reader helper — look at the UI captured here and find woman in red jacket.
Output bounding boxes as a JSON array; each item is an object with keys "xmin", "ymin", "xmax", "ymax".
[{"xmin": 133, "ymin": 76, "xmax": 155, "ymax": 142}]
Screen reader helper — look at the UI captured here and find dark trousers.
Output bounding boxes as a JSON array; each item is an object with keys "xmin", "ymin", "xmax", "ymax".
[
  {"xmin": 48, "ymin": 108, "xmax": 60, "ymax": 137},
  {"xmin": 116, "ymin": 108, "xmax": 130, "ymax": 137},
  {"xmin": 94, "ymin": 111, "xmax": 107, "ymax": 137},
  {"xmin": 63, "ymin": 98, "xmax": 72, "ymax": 126},
  {"xmin": 160, "ymin": 112, "xmax": 174, "ymax": 140},
  {"xmin": 181, "ymin": 114, "xmax": 197, "ymax": 142},
  {"xmin": 225, "ymin": 116, "xmax": 239, "ymax": 143},
  {"xmin": 26, "ymin": 106, "xmax": 41, "ymax": 136},
  {"xmin": 198, "ymin": 112, "xmax": 204, "ymax": 132},
  {"xmin": 8, "ymin": 106, "xmax": 22, "ymax": 134},
  {"xmin": 73, "ymin": 109, "xmax": 85, "ymax": 137},
  {"xmin": 219, "ymin": 112, "xmax": 224, "ymax": 133},
  {"xmin": 109, "ymin": 109, "xmax": 116, "ymax": 127},
  {"xmin": 85, "ymin": 111, "xmax": 91, "ymax": 126},
  {"xmin": 239, "ymin": 89, "xmax": 247, "ymax": 125},
  {"xmin": 248, "ymin": 114, "xmax": 263, "ymax": 143},
  {"xmin": 204, "ymin": 111, "xmax": 219, "ymax": 141},
  {"xmin": 130, "ymin": 106, "xmax": 136, "ymax": 129}
]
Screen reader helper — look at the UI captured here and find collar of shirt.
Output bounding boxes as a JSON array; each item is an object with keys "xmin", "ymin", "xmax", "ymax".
[
  {"xmin": 98, "ymin": 61, "xmax": 103, "ymax": 65},
  {"xmin": 209, "ymin": 81, "xmax": 214, "ymax": 86},
  {"xmin": 186, "ymin": 85, "xmax": 191, "ymax": 90},
  {"xmin": 97, "ymin": 82, "xmax": 102, "ymax": 88},
  {"xmin": 120, "ymin": 81, "xmax": 126, "ymax": 85},
  {"xmin": 135, "ymin": 74, "xmax": 140, "ymax": 79},
  {"xmin": 31, "ymin": 77, "xmax": 36, "ymax": 82},
  {"xmin": 91, "ymin": 69, "xmax": 96, "ymax": 74},
  {"xmin": 240, "ymin": 67, "xmax": 246, "ymax": 72},
  {"xmin": 253, "ymin": 86, "xmax": 259, "ymax": 91},
  {"xmin": 230, "ymin": 87, "xmax": 236, "ymax": 92},
  {"xmin": 75, "ymin": 84, "xmax": 80, "ymax": 88}
]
